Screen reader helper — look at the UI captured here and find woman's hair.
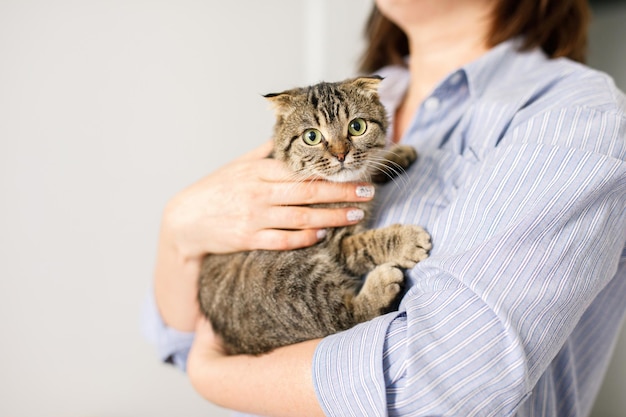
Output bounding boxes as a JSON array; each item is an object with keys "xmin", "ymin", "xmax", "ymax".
[{"xmin": 360, "ymin": 0, "xmax": 591, "ymax": 73}]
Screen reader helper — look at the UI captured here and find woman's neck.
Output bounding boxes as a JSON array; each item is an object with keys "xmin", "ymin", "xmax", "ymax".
[
  {"xmin": 405, "ymin": 4, "xmax": 491, "ymax": 103},
  {"xmin": 392, "ymin": 4, "xmax": 492, "ymax": 142}
]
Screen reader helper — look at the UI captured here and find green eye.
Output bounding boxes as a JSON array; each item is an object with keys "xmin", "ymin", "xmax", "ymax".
[
  {"xmin": 302, "ymin": 129, "xmax": 323, "ymax": 146},
  {"xmin": 348, "ymin": 118, "xmax": 367, "ymax": 136}
]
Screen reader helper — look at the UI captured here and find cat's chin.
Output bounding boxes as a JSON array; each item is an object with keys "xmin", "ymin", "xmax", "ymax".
[{"xmin": 322, "ymin": 167, "xmax": 368, "ymax": 183}]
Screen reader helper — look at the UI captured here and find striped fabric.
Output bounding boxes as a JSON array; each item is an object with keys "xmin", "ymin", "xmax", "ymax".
[{"xmin": 313, "ymin": 39, "xmax": 626, "ymax": 416}]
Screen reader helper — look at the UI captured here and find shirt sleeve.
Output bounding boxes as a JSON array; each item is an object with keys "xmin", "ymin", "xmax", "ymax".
[
  {"xmin": 141, "ymin": 287, "xmax": 195, "ymax": 371},
  {"xmin": 312, "ymin": 107, "xmax": 626, "ymax": 416}
]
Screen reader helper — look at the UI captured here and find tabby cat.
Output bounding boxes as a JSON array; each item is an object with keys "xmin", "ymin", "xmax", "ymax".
[{"xmin": 198, "ymin": 76, "xmax": 431, "ymax": 355}]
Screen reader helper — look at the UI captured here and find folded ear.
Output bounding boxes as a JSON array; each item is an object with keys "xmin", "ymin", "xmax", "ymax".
[
  {"xmin": 263, "ymin": 89, "xmax": 300, "ymax": 117},
  {"xmin": 344, "ymin": 75, "xmax": 384, "ymax": 95}
]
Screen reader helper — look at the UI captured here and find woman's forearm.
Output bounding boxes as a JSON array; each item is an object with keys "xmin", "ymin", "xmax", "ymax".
[
  {"xmin": 153, "ymin": 220, "xmax": 202, "ymax": 332},
  {"xmin": 188, "ymin": 320, "xmax": 325, "ymax": 417}
]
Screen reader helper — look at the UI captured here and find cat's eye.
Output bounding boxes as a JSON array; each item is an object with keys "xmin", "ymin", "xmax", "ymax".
[
  {"xmin": 348, "ymin": 118, "xmax": 367, "ymax": 136},
  {"xmin": 302, "ymin": 129, "xmax": 323, "ymax": 146}
]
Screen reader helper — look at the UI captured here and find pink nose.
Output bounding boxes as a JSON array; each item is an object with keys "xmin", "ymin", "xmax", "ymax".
[{"xmin": 335, "ymin": 153, "xmax": 346, "ymax": 162}]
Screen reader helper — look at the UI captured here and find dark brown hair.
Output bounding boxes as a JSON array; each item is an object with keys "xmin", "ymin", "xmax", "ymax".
[{"xmin": 360, "ymin": 0, "xmax": 591, "ymax": 73}]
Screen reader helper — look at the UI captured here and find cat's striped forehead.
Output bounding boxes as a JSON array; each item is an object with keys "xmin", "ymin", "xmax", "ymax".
[
  {"xmin": 264, "ymin": 76, "xmax": 385, "ymax": 125},
  {"xmin": 305, "ymin": 82, "xmax": 349, "ymax": 124}
]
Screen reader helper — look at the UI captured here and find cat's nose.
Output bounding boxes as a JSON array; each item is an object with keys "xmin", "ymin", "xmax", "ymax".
[{"xmin": 329, "ymin": 141, "xmax": 350, "ymax": 162}]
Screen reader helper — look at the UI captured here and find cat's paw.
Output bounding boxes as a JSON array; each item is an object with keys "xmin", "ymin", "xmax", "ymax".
[
  {"xmin": 386, "ymin": 224, "xmax": 432, "ymax": 269},
  {"xmin": 353, "ymin": 263, "xmax": 405, "ymax": 320},
  {"xmin": 376, "ymin": 263, "xmax": 405, "ymax": 300},
  {"xmin": 389, "ymin": 144, "xmax": 418, "ymax": 168}
]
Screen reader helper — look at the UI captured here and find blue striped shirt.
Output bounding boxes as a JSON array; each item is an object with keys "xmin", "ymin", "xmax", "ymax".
[
  {"xmin": 313, "ymin": 39, "xmax": 626, "ymax": 416},
  {"xmin": 142, "ymin": 39, "xmax": 626, "ymax": 416}
]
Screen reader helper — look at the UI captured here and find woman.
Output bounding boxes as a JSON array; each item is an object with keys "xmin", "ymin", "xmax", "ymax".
[{"xmin": 144, "ymin": 0, "xmax": 626, "ymax": 415}]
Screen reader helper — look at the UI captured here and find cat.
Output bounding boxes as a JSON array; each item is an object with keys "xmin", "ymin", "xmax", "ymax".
[{"xmin": 198, "ymin": 76, "xmax": 431, "ymax": 355}]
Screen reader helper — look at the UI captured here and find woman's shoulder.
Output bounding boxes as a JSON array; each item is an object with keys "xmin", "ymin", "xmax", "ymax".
[
  {"xmin": 464, "ymin": 42, "xmax": 626, "ymax": 160},
  {"xmin": 477, "ymin": 42, "xmax": 626, "ymax": 116},
  {"xmin": 508, "ymin": 60, "xmax": 626, "ymax": 159},
  {"xmin": 530, "ymin": 57, "xmax": 624, "ymax": 113}
]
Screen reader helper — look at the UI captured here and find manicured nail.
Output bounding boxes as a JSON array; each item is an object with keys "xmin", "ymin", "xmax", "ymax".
[
  {"xmin": 347, "ymin": 209, "xmax": 365, "ymax": 222},
  {"xmin": 356, "ymin": 185, "xmax": 375, "ymax": 198},
  {"xmin": 316, "ymin": 229, "xmax": 328, "ymax": 240}
]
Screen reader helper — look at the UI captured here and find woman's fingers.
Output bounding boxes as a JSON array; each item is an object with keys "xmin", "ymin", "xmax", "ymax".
[
  {"xmin": 267, "ymin": 180, "xmax": 375, "ymax": 206},
  {"xmin": 246, "ymin": 206, "xmax": 368, "ymax": 251},
  {"xmin": 267, "ymin": 206, "xmax": 365, "ymax": 230},
  {"xmin": 250, "ymin": 229, "xmax": 326, "ymax": 251}
]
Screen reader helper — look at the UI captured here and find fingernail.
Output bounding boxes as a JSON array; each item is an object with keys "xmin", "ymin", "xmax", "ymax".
[
  {"xmin": 356, "ymin": 185, "xmax": 375, "ymax": 198},
  {"xmin": 347, "ymin": 209, "xmax": 365, "ymax": 222},
  {"xmin": 316, "ymin": 229, "xmax": 328, "ymax": 240}
]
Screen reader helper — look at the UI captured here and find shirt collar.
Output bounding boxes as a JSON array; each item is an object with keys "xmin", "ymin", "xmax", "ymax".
[
  {"xmin": 375, "ymin": 38, "xmax": 535, "ymax": 110},
  {"xmin": 463, "ymin": 37, "xmax": 535, "ymax": 99}
]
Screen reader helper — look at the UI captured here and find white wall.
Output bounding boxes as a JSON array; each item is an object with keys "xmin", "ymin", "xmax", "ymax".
[{"xmin": 0, "ymin": 1, "xmax": 623, "ymax": 416}]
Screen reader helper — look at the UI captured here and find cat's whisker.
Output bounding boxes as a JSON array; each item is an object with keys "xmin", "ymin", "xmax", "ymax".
[
  {"xmin": 366, "ymin": 158, "xmax": 410, "ymax": 190},
  {"xmin": 370, "ymin": 168, "xmax": 406, "ymax": 191},
  {"xmin": 368, "ymin": 155, "xmax": 409, "ymax": 178},
  {"xmin": 371, "ymin": 152, "xmax": 412, "ymax": 175}
]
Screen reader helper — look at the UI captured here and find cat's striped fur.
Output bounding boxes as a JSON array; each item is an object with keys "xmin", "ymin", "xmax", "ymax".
[{"xmin": 198, "ymin": 77, "xmax": 431, "ymax": 355}]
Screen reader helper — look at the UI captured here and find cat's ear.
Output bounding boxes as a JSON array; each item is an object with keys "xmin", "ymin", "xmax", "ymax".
[
  {"xmin": 263, "ymin": 90, "xmax": 299, "ymax": 117},
  {"xmin": 345, "ymin": 75, "xmax": 384, "ymax": 96}
]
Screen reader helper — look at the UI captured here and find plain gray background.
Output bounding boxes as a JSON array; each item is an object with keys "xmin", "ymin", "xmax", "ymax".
[{"xmin": 1, "ymin": 1, "xmax": 624, "ymax": 416}]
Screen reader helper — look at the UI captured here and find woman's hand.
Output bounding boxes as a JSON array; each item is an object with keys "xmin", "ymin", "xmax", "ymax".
[
  {"xmin": 187, "ymin": 317, "xmax": 227, "ymax": 364},
  {"xmin": 163, "ymin": 140, "xmax": 376, "ymax": 261}
]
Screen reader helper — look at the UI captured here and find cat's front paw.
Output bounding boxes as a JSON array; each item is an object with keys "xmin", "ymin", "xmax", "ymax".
[
  {"xmin": 353, "ymin": 263, "xmax": 405, "ymax": 320},
  {"xmin": 386, "ymin": 224, "xmax": 432, "ymax": 269},
  {"xmin": 389, "ymin": 144, "xmax": 418, "ymax": 168}
]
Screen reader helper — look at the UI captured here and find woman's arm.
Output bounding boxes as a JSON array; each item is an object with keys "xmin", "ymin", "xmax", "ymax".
[{"xmin": 188, "ymin": 319, "xmax": 325, "ymax": 417}]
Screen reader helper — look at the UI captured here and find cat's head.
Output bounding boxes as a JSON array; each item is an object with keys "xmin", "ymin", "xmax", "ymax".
[{"xmin": 264, "ymin": 76, "xmax": 388, "ymax": 183}]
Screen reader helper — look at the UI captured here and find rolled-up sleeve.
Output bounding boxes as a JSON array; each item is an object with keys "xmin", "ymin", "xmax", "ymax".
[
  {"xmin": 141, "ymin": 288, "xmax": 195, "ymax": 371},
  {"xmin": 314, "ymin": 285, "xmax": 528, "ymax": 416},
  {"xmin": 313, "ymin": 312, "xmax": 399, "ymax": 416}
]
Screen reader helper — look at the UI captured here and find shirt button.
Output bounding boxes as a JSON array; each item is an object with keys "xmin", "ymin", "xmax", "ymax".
[{"xmin": 423, "ymin": 96, "xmax": 440, "ymax": 111}]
